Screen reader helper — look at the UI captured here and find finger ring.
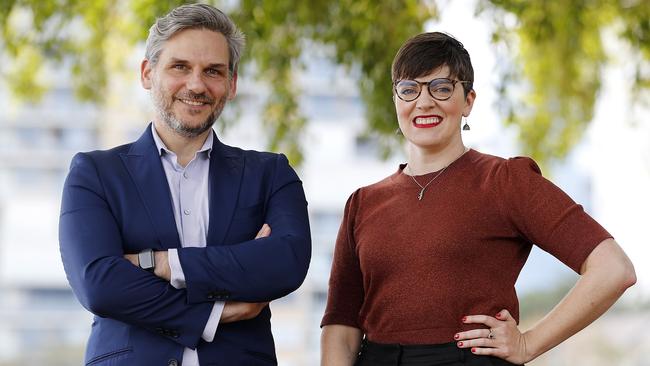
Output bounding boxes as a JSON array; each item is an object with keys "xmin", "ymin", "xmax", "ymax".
[{"xmin": 488, "ymin": 330, "xmax": 495, "ymax": 339}]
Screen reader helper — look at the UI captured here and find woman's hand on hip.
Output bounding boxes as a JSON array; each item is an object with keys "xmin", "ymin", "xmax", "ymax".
[{"xmin": 454, "ymin": 309, "xmax": 530, "ymax": 364}]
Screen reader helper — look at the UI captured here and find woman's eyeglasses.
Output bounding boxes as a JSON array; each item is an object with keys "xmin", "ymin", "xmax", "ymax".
[{"xmin": 394, "ymin": 78, "xmax": 471, "ymax": 102}]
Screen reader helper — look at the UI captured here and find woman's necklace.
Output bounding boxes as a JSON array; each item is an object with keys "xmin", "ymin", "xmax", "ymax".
[{"xmin": 406, "ymin": 147, "xmax": 469, "ymax": 201}]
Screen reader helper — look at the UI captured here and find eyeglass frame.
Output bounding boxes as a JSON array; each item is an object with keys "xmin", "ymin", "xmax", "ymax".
[{"xmin": 393, "ymin": 78, "xmax": 472, "ymax": 102}]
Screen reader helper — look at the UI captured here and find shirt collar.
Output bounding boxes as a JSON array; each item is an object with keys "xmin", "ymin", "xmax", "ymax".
[{"xmin": 151, "ymin": 123, "xmax": 213, "ymax": 158}]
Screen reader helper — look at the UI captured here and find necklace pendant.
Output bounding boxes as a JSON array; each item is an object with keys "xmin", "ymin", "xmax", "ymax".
[{"xmin": 418, "ymin": 188, "xmax": 424, "ymax": 201}]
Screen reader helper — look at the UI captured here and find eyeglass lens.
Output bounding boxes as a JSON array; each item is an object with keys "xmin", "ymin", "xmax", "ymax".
[{"xmin": 395, "ymin": 78, "xmax": 456, "ymax": 101}]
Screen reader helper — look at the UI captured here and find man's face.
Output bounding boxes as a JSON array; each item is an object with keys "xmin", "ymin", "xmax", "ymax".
[{"xmin": 141, "ymin": 28, "xmax": 237, "ymax": 138}]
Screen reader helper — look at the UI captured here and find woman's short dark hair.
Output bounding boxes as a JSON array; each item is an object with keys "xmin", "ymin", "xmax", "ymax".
[{"xmin": 391, "ymin": 32, "xmax": 474, "ymax": 95}]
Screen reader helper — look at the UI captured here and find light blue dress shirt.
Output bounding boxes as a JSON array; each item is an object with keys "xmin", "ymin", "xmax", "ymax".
[{"xmin": 152, "ymin": 125, "xmax": 224, "ymax": 366}]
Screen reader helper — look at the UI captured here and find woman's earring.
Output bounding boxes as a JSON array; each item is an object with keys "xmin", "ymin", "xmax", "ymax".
[
  {"xmin": 462, "ymin": 117, "xmax": 470, "ymax": 131},
  {"xmin": 395, "ymin": 127, "xmax": 403, "ymax": 136}
]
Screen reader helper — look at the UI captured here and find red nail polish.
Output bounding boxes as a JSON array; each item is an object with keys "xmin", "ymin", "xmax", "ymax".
[
  {"xmin": 462, "ymin": 316, "xmax": 467, "ymax": 322},
  {"xmin": 458, "ymin": 341, "xmax": 463, "ymax": 347},
  {"xmin": 454, "ymin": 334, "xmax": 460, "ymax": 340},
  {"xmin": 471, "ymin": 348, "xmax": 477, "ymax": 353},
  {"xmin": 495, "ymin": 312, "xmax": 501, "ymax": 318}
]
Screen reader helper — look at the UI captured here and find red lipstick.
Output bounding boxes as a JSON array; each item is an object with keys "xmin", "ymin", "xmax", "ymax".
[{"xmin": 412, "ymin": 114, "xmax": 443, "ymax": 128}]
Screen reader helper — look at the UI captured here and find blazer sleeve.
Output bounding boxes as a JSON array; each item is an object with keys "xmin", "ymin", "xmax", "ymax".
[
  {"xmin": 59, "ymin": 152, "xmax": 213, "ymax": 349},
  {"xmin": 178, "ymin": 153, "xmax": 312, "ymax": 303}
]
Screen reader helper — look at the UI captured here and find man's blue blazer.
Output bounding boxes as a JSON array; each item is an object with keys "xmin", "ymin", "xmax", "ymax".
[{"xmin": 59, "ymin": 125, "xmax": 311, "ymax": 365}]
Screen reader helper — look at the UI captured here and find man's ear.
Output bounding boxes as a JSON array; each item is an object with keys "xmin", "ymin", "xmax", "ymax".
[
  {"xmin": 227, "ymin": 71, "xmax": 238, "ymax": 100},
  {"xmin": 141, "ymin": 59, "xmax": 153, "ymax": 90}
]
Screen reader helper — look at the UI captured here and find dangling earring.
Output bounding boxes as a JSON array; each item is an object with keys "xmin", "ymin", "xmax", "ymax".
[
  {"xmin": 462, "ymin": 117, "xmax": 470, "ymax": 131},
  {"xmin": 395, "ymin": 127, "xmax": 403, "ymax": 136}
]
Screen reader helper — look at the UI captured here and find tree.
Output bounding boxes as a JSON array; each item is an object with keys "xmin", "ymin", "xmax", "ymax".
[
  {"xmin": 481, "ymin": 0, "xmax": 650, "ymax": 167},
  {"xmin": 1, "ymin": 0, "xmax": 648, "ymax": 166}
]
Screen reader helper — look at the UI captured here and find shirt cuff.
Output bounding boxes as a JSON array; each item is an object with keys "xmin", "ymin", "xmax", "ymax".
[
  {"xmin": 202, "ymin": 301, "xmax": 225, "ymax": 342},
  {"xmin": 168, "ymin": 249, "xmax": 186, "ymax": 289}
]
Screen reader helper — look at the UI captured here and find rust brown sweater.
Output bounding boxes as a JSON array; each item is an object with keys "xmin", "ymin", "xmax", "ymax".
[{"xmin": 321, "ymin": 149, "xmax": 611, "ymax": 344}]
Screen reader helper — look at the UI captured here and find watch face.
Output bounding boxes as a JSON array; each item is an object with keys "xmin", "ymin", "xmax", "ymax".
[{"xmin": 139, "ymin": 250, "xmax": 154, "ymax": 269}]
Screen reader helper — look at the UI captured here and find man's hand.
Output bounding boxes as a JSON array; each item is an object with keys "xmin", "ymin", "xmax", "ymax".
[
  {"xmin": 220, "ymin": 301, "xmax": 269, "ymax": 323},
  {"xmin": 153, "ymin": 250, "xmax": 171, "ymax": 281},
  {"xmin": 255, "ymin": 223, "xmax": 271, "ymax": 239},
  {"xmin": 219, "ymin": 223, "xmax": 272, "ymax": 323},
  {"xmin": 124, "ymin": 253, "xmax": 139, "ymax": 266}
]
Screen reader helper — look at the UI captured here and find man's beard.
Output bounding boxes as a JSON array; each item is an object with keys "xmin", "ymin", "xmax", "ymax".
[{"xmin": 151, "ymin": 83, "xmax": 227, "ymax": 138}]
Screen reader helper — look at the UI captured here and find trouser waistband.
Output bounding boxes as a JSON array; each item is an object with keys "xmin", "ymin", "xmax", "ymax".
[
  {"xmin": 358, "ymin": 339, "xmax": 467, "ymax": 365},
  {"xmin": 356, "ymin": 339, "xmax": 521, "ymax": 366}
]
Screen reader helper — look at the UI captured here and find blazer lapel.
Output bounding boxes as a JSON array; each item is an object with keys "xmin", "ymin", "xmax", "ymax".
[
  {"xmin": 207, "ymin": 135, "xmax": 244, "ymax": 246},
  {"xmin": 120, "ymin": 124, "xmax": 181, "ymax": 249}
]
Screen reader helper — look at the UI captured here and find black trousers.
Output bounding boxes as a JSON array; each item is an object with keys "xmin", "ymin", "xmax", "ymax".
[{"xmin": 355, "ymin": 339, "xmax": 522, "ymax": 366}]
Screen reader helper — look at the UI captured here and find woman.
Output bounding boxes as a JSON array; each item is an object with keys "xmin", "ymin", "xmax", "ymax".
[{"xmin": 320, "ymin": 32, "xmax": 636, "ymax": 366}]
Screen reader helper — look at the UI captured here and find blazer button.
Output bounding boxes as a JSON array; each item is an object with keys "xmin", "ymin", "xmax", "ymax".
[{"xmin": 168, "ymin": 359, "xmax": 178, "ymax": 366}]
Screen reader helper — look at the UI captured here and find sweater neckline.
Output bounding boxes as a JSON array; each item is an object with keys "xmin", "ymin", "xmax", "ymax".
[{"xmin": 396, "ymin": 148, "xmax": 475, "ymax": 180}]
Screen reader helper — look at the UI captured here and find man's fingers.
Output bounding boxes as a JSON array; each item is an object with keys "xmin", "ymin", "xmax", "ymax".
[
  {"xmin": 221, "ymin": 301, "xmax": 269, "ymax": 323},
  {"xmin": 255, "ymin": 223, "xmax": 271, "ymax": 239},
  {"xmin": 124, "ymin": 254, "xmax": 138, "ymax": 266}
]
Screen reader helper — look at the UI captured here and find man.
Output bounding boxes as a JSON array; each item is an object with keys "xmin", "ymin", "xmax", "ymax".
[{"xmin": 59, "ymin": 4, "xmax": 311, "ymax": 365}]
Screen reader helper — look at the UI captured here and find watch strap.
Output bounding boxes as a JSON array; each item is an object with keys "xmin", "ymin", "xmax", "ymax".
[{"xmin": 138, "ymin": 249, "xmax": 155, "ymax": 271}]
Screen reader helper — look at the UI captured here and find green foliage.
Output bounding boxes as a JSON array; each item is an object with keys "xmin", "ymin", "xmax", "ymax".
[
  {"xmin": 617, "ymin": 0, "xmax": 650, "ymax": 97},
  {"xmin": 481, "ymin": 0, "xmax": 649, "ymax": 169},
  {"xmin": 231, "ymin": 0, "xmax": 314, "ymax": 164},
  {"xmin": 314, "ymin": 0, "xmax": 434, "ymax": 157},
  {"xmin": 0, "ymin": 0, "xmax": 648, "ymax": 167},
  {"xmin": 232, "ymin": 0, "xmax": 433, "ymax": 162}
]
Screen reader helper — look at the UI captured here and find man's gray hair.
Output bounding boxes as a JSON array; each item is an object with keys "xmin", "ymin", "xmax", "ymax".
[{"xmin": 145, "ymin": 3, "xmax": 245, "ymax": 75}]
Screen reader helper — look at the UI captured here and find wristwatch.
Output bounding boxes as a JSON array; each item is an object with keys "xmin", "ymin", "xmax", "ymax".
[{"xmin": 138, "ymin": 249, "xmax": 155, "ymax": 271}]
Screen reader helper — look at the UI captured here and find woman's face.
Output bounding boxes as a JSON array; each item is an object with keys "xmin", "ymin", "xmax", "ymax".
[{"xmin": 394, "ymin": 65, "xmax": 475, "ymax": 152}]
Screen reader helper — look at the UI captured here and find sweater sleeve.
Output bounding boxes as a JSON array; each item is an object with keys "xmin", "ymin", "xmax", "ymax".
[
  {"xmin": 498, "ymin": 157, "xmax": 612, "ymax": 273},
  {"xmin": 321, "ymin": 190, "xmax": 365, "ymax": 329}
]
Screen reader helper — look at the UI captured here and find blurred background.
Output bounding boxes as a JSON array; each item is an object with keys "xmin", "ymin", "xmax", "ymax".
[{"xmin": 1, "ymin": 0, "xmax": 649, "ymax": 365}]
